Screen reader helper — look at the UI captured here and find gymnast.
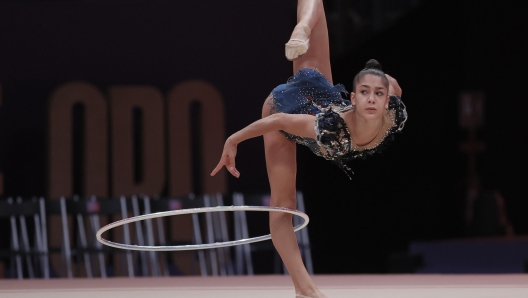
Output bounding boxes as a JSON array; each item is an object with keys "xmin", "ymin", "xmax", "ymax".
[{"xmin": 211, "ymin": 0, "xmax": 407, "ymax": 297}]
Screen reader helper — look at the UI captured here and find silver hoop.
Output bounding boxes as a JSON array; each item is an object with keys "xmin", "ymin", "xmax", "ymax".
[{"xmin": 96, "ymin": 205, "xmax": 309, "ymax": 251}]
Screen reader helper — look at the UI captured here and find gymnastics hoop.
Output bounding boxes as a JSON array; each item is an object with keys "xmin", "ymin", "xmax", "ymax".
[{"xmin": 96, "ymin": 206, "xmax": 309, "ymax": 251}]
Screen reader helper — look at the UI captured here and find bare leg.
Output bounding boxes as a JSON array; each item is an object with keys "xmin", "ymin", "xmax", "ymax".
[
  {"xmin": 262, "ymin": 97, "xmax": 326, "ymax": 297},
  {"xmin": 259, "ymin": 2, "xmax": 333, "ymax": 296},
  {"xmin": 290, "ymin": 0, "xmax": 333, "ymax": 83}
]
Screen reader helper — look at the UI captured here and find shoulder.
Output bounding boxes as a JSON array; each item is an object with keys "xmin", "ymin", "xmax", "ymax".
[
  {"xmin": 388, "ymin": 95, "xmax": 407, "ymax": 132},
  {"xmin": 314, "ymin": 109, "xmax": 351, "ymax": 156},
  {"xmin": 338, "ymin": 96, "xmax": 407, "ymax": 162}
]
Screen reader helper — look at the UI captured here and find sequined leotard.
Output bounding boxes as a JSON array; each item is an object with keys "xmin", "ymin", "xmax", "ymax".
[{"xmin": 269, "ymin": 68, "xmax": 408, "ymax": 176}]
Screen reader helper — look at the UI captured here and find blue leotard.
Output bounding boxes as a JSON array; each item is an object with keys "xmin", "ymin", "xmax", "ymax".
[{"xmin": 269, "ymin": 68, "xmax": 408, "ymax": 177}]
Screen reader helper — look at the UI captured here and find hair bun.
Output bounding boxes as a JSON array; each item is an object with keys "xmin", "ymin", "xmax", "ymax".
[{"xmin": 365, "ymin": 59, "xmax": 383, "ymax": 70}]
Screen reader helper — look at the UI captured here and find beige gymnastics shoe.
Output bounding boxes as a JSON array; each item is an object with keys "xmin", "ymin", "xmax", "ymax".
[{"xmin": 285, "ymin": 39, "xmax": 310, "ymax": 61}]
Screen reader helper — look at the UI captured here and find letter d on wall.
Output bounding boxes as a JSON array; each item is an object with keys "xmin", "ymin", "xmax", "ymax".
[{"xmin": 49, "ymin": 82, "xmax": 108, "ymax": 199}]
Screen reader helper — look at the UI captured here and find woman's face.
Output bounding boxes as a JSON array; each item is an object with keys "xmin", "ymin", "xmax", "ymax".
[{"xmin": 351, "ymin": 74, "xmax": 389, "ymax": 121}]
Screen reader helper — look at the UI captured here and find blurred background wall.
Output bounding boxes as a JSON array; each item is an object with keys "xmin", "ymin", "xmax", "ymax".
[{"xmin": 0, "ymin": 0, "xmax": 527, "ymax": 275}]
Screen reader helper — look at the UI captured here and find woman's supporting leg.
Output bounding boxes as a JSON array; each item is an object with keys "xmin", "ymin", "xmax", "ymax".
[
  {"xmin": 258, "ymin": 2, "xmax": 332, "ymax": 296},
  {"xmin": 262, "ymin": 99, "xmax": 326, "ymax": 297}
]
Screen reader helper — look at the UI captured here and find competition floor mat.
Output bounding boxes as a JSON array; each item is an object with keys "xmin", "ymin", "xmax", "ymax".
[{"xmin": 1, "ymin": 274, "xmax": 527, "ymax": 298}]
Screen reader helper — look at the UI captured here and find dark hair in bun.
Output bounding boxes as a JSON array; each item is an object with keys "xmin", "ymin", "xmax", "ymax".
[
  {"xmin": 364, "ymin": 59, "xmax": 383, "ymax": 70},
  {"xmin": 353, "ymin": 59, "xmax": 389, "ymax": 91}
]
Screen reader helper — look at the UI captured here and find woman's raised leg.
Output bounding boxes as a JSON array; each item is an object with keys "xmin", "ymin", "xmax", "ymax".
[
  {"xmin": 289, "ymin": 0, "xmax": 333, "ymax": 83},
  {"xmin": 262, "ymin": 98, "xmax": 326, "ymax": 297}
]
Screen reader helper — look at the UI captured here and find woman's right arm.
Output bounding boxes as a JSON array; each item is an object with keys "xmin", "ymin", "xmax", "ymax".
[{"xmin": 210, "ymin": 113, "xmax": 316, "ymax": 177}]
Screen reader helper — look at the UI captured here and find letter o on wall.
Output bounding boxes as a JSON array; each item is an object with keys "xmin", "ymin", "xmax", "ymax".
[
  {"xmin": 110, "ymin": 86, "xmax": 165, "ymax": 197},
  {"xmin": 167, "ymin": 80, "xmax": 226, "ymax": 196}
]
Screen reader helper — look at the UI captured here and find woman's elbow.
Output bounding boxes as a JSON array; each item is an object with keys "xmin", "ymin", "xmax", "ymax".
[
  {"xmin": 269, "ymin": 113, "xmax": 288, "ymax": 131},
  {"xmin": 392, "ymin": 84, "xmax": 402, "ymax": 97},
  {"xmin": 387, "ymin": 75, "xmax": 402, "ymax": 97}
]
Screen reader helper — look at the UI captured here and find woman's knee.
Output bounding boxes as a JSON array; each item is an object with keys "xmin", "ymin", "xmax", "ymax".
[
  {"xmin": 269, "ymin": 212, "xmax": 293, "ymax": 231},
  {"xmin": 269, "ymin": 207, "xmax": 294, "ymax": 225},
  {"xmin": 269, "ymin": 194, "xmax": 296, "ymax": 209}
]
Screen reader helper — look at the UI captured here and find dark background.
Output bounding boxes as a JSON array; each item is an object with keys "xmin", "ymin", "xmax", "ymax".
[{"xmin": 1, "ymin": 0, "xmax": 527, "ymax": 274}]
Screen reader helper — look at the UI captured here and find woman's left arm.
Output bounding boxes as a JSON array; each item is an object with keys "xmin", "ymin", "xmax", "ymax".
[
  {"xmin": 210, "ymin": 113, "xmax": 315, "ymax": 177},
  {"xmin": 386, "ymin": 74, "xmax": 402, "ymax": 97}
]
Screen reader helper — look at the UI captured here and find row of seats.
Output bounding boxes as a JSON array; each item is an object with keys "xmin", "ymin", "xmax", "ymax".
[{"xmin": 0, "ymin": 193, "xmax": 312, "ymax": 279}]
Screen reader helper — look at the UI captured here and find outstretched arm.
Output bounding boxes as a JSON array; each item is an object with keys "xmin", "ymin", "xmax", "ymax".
[{"xmin": 210, "ymin": 113, "xmax": 315, "ymax": 177}]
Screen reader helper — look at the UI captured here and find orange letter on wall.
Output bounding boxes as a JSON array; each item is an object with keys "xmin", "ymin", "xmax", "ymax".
[
  {"xmin": 110, "ymin": 86, "xmax": 165, "ymax": 197},
  {"xmin": 167, "ymin": 80, "xmax": 226, "ymax": 196},
  {"xmin": 49, "ymin": 82, "xmax": 108, "ymax": 199}
]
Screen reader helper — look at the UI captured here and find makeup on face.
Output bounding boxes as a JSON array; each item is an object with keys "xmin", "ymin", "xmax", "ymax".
[{"xmin": 352, "ymin": 75, "xmax": 389, "ymax": 117}]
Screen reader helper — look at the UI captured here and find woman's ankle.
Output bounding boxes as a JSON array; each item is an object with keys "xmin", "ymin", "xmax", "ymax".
[
  {"xmin": 295, "ymin": 285, "xmax": 319, "ymax": 296},
  {"xmin": 290, "ymin": 23, "xmax": 311, "ymax": 41}
]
